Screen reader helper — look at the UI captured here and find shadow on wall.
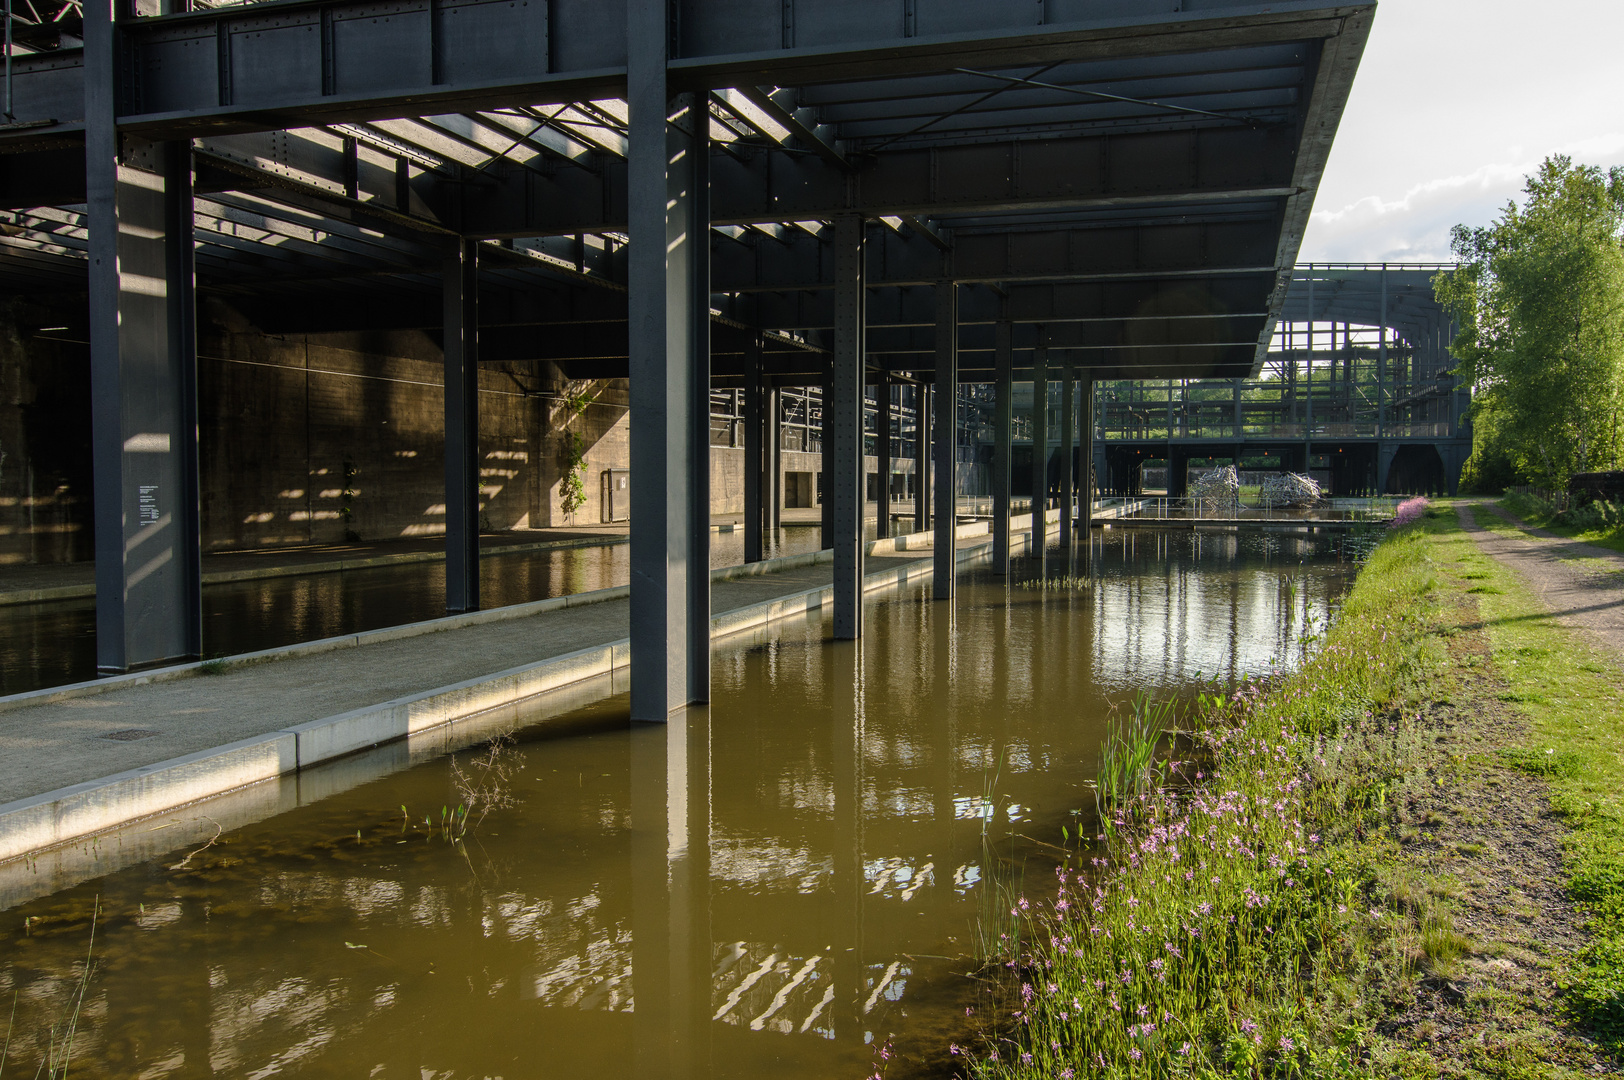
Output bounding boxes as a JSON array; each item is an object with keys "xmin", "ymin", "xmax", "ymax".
[{"xmin": 0, "ymin": 297, "xmax": 94, "ymax": 565}]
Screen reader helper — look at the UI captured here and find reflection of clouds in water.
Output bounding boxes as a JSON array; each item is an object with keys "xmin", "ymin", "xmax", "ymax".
[{"xmin": 1089, "ymin": 530, "xmax": 1351, "ymax": 689}]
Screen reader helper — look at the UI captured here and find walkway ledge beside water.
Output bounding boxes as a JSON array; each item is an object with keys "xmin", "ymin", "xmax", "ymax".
[{"xmin": 0, "ymin": 513, "xmax": 1057, "ymax": 865}]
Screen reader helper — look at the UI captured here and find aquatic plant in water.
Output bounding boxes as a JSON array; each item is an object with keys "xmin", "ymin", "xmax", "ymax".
[
  {"xmin": 1093, "ymin": 693, "xmax": 1173, "ymax": 827},
  {"xmin": 2, "ymin": 901, "xmax": 98, "ymax": 1080}
]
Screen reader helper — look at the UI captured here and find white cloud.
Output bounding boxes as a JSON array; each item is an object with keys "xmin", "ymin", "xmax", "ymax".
[
  {"xmin": 1299, "ymin": 0, "xmax": 1624, "ymax": 263},
  {"xmin": 1304, "ymin": 132, "xmax": 1624, "ymax": 263}
]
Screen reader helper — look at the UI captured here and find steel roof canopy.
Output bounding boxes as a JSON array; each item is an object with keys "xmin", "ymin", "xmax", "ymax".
[{"xmin": 0, "ymin": 0, "xmax": 1375, "ymax": 382}]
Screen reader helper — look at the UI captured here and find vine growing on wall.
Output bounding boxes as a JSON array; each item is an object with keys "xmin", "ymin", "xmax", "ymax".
[{"xmin": 558, "ymin": 392, "xmax": 593, "ymax": 521}]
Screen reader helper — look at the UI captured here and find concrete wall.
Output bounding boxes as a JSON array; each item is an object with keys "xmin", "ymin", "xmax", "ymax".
[
  {"xmin": 0, "ymin": 298, "xmax": 94, "ymax": 565},
  {"xmin": 0, "ymin": 300, "xmax": 833, "ymax": 562}
]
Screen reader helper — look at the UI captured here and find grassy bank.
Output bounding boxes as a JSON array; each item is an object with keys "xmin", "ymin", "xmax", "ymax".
[
  {"xmin": 964, "ymin": 507, "xmax": 1622, "ymax": 1078},
  {"xmin": 1464, "ymin": 504, "xmax": 1624, "ymax": 1058},
  {"xmin": 1500, "ymin": 490, "xmax": 1624, "ymax": 554}
]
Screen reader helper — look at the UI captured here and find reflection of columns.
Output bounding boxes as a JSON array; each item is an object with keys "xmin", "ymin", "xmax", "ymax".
[
  {"xmin": 831, "ymin": 215, "xmax": 866, "ymax": 640},
  {"xmin": 86, "ymin": 0, "xmax": 203, "ymax": 672},
  {"xmin": 1059, "ymin": 359, "xmax": 1075, "ymax": 550},
  {"xmin": 744, "ymin": 340, "xmax": 765, "ymax": 563},
  {"xmin": 991, "ymin": 319, "xmax": 1013, "ymax": 573},
  {"xmin": 444, "ymin": 238, "xmax": 481, "ymax": 613},
  {"xmin": 1030, "ymin": 340, "xmax": 1049, "ymax": 575},
  {"xmin": 829, "ymin": 643, "xmax": 865, "ymax": 1044},
  {"xmin": 630, "ymin": 706, "xmax": 714, "ymax": 1080},
  {"xmin": 933, "ymin": 282, "xmax": 958, "ymax": 600},
  {"xmin": 876, "ymin": 375, "xmax": 892, "ymax": 540},
  {"xmin": 628, "ymin": 0, "xmax": 710, "ymax": 719}
]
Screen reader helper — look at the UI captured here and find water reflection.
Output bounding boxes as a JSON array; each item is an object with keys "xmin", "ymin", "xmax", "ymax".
[
  {"xmin": 0, "ymin": 530, "xmax": 1354, "ymax": 1078},
  {"xmin": 0, "ymin": 527, "xmax": 825, "ymax": 695}
]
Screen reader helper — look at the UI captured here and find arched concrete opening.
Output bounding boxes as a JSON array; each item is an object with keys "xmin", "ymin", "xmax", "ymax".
[{"xmin": 1384, "ymin": 444, "xmax": 1448, "ymax": 495}]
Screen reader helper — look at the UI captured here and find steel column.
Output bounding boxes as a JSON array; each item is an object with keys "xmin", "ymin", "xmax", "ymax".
[
  {"xmin": 876, "ymin": 376, "xmax": 892, "ymax": 540},
  {"xmin": 743, "ymin": 338, "xmax": 764, "ymax": 563},
  {"xmin": 628, "ymin": 0, "xmax": 710, "ymax": 720},
  {"xmin": 991, "ymin": 318, "xmax": 1013, "ymax": 572},
  {"xmin": 831, "ymin": 214, "xmax": 865, "ymax": 640},
  {"xmin": 1082, "ymin": 378, "xmax": 1095, "ymax": 564},
  {"xmin": 86, "ymin": 0, "xmax": 202, "ymax": 671},
  {"xmin": 1030, "ymin": 339, "xmax": 1049, "ymax": 573},
  {"xmin": 914, "ymin": 384, "xmax": 930, "ymax": 534},
  {"xmin": 443, "ymin": 237, "xmax": 480, "ymax": 613},
  {"xmin": 1059, "ymin": 359, "xmax": 1075, "ymax": 549},
  {"xmin": 821, "ymin": 358, "xmax": 833, "ymax": 546},
  {"xmin": 932, "ymin": 282, "xmax": 958, "ymax": 600},
  {"xmin": 1378, "ymin": 262, "xmax": 1388, "ymax": 437},
  {"xmin": 767, "ymin": 386, "xmax": 782, "ymax": 531}
]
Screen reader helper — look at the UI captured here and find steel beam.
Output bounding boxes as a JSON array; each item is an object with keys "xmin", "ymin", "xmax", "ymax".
[
  {"xmin": 628, "ymin": 0, "xmax": 709, "ymax": 720},
  {"xmin": 443, "ymin": 237, "xmax": 480, "ymax": 613},
  {"xmin": 932, "ymin": 281, "xmax": 957, "ymax": 601},
  {"xmin": 86, "ymin": 0, "xmax": 203, "ymax": 672},
  {"xmin": 0, "ymin": 2, "xmax": 1357, "ymax": 143},
  {"xmin": 830, "ymin": 214, "xmax": 865, "ymax": 640},
  {"xmin": 991, "ymin": 317, "xmax": 1013, "ymax": 573},
  {"xmin": 1030, "ymin": 339, "xmax": 1049, "ymax": 577}
]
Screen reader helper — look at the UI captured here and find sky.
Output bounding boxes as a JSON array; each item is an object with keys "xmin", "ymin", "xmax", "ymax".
[{"xmin": 1300, "ymin": 0, "xmax": 1624, "ymax": 263}]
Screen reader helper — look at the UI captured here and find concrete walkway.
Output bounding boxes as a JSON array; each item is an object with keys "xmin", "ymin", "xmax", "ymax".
[
  {"xmin": 1460, "ymin": 501, "xmax": 1624, "ymax": 664},
  {"xmin": 0, "ymin": 518, "xmax": 1041, "ymax": 861}
]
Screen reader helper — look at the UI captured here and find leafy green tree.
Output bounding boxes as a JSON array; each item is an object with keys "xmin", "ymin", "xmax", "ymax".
[{"xmin": 1437, "ymin": 156, "xmax": 1624, "ymax": 492}]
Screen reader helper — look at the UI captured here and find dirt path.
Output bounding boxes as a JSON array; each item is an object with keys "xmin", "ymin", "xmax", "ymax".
[{"xmin": 1458, "ymin": 501, "xmax": 1624, "ymax": 665}]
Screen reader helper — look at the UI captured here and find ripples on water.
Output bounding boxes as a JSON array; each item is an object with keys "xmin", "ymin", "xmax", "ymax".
[{"xmin": 0, "ymin": 529, "xmax": 1358, "ymax": 1078}]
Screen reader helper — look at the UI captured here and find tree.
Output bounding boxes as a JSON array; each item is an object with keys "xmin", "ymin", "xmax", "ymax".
[{"xmin": 1436, "ymin": 156, "xmax": 1624, "ymax": 492}]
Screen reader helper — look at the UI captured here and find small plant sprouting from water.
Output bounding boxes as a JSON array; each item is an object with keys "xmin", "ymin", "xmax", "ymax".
[
  {"xmin": 1093, "ymin": 692, "xmax": 1174, "ymax": 826},
  {"xmin": 1016, "ymin": 575, "xmax": 1090, "ymax": 591},
  {"xmin": 396, "ymin": 734, "xmax": 519, "ymax": 845},
  {"xmin": 449, "ymin": 731, "xmax": 519, "ymax": 836}
]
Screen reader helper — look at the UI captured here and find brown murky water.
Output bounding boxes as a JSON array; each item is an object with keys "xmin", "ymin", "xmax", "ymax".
[{"xmin": 0, "ymin": 529, "xmax": 1358, "ymax": 1078}]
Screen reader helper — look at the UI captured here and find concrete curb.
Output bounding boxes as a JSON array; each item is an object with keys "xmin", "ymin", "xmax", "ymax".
[
  {"xmin": 0, "ymin": 733, "xmax": 298, "ymax": 864},
  {"xmin": 0, "ymin": 529, "xmax": 1011, "ymax": 864},
  {"xmin": 0, "ymin": 533, "xmax": 638, "ymax": 608},
  {"xmin": 0, "ymin": 545, "xmax": 852, "ymax": 717}
]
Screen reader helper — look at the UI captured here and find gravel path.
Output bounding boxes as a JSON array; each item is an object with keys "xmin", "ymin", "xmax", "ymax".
[{"xmin": 1458, "ymin": 500, "xmax": 1624, "ymax": 663}]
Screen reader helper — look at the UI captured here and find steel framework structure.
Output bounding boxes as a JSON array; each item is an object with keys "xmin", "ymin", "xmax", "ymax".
[
  {"xmin": 0, "ymin": 0, "xmax": 1373, "ymax": 720},
  {"xmin": 1093, "ymin": 262, "xmax": 1468, "ymax": 496}
]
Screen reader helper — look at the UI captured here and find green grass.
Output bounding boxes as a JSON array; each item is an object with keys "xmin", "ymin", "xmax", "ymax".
[
  {"xmin": 1500, "ymin": 491, "xmax": 1624, "ymax": 554},
  {"xmin": 967, "ymin": 504, "xmax": 1624, "ymax": 1077},
  {"xmin": 965, "ymin": 523, "xmax": 1450, "ymax": 1079},
  {"xmin": 1450, "ymin": 505, "xmax": 1624, "ymax": 1056}
]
